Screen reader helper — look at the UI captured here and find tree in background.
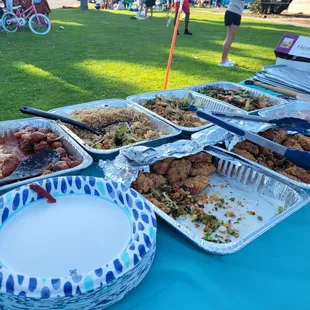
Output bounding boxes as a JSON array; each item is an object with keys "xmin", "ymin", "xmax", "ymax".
[
  {"xmin": 81, "ymin": 0, "xmax": 88, "ymax": 9},
  {"xmin": 250, "ymin": 0, "xmax": 292, "ymax": 14}
]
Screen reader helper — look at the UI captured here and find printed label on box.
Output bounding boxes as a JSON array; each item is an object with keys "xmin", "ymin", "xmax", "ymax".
[{"xmin": 275, "ymin": 33, "xmax": 310, "ymax": 59}]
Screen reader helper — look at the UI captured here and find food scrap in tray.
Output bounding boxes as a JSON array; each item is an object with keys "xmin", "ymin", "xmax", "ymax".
[
  {"xmin": 0, "ymin": 126, "xmax": 81, "ymax": 180},
  {"xmin": 196, "ymin": 86, "xmax": 273, "ymax": 112},
  {"xmin": 139, "ymin": 96, "xmax": 209, "ymax": 127},
  {"xmin": 66, "ymin": 107, "xmax": 167, "ymax": 150},
  {"xmin": 131, "ymin": 152, "xmax": 275, "ymax": 244},
  {"xmin": 231, "ymin": 128, "xmax": 310, "ymax": 183}
]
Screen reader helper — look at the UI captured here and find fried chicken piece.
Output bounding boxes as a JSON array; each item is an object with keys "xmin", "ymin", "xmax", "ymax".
[
  {"xmin": 232, "ymin": 148, "xmax": 256, "ymax": 162},
  {"xmin": 285, "ymin": 166, "xmax": 310, "ymax": 183},
  {"xmin": 166, "ymin": 158, "xmax": 192, "ymax": 183},
  {"xmin": 175, "ymin": 175, "xmax": 210, "ymax": 195},
  {"xmin": 279, "ymin": 171, "xmax": 301, "ymax": 182},
  {"xmin": 131, "ymin": 172, "xmax": 154, "ymax": 194},
  {"xmin": 186, "ymin": 152, "xmax": 212, "ymax": 163},
  {"xmin": 189, "ymin": 162, "xmax": 216, "ymax": 177},
  {"xmin": 260, "ymin": 128, "xmax": 287, "ymax": 144},
  {"xmin": 283, "ymin": 137, "xmax": 303, "ymax": 150},
  {"xmin": 0, "ymin": 154, "xmax": 20, "ymax": 178},
  {"xmin": 296, "ymin": 134, "xmax": 310, "ymax": 151},
  {"xmin": 148, "ymin": 173, "xmax": 167, "ymax": 187},
  {"xmin": 234, "ymin": 141, "xmax": 260, "ymax": 156},
  {"xmin": 151, "ymin": 158, "xmax": 174, "ymax": 175}
]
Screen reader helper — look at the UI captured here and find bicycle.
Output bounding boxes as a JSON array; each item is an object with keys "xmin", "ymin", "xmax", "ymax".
[{"xmin": 1, "ymin": 1, "xmax": 51, "ymax": 35}]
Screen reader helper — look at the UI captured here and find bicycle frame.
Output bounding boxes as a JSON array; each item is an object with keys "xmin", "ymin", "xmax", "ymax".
[{"xmin": 15, "ymin": 3, "xmax": 38, "ymax": 22}]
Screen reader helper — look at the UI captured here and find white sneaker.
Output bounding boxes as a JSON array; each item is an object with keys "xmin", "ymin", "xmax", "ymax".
[{"xmin": 219, "ymin": 60, "xmax": 236, "ymax": 67}]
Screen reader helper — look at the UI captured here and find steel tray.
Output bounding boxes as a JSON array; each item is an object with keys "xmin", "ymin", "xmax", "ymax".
[
  {"xmin": 49, "ymin": 100, "xmax": 181, "ymax": 161},
  {"xmin": 186, "ymin": 81, "xmax": 287, "ymax": 114},
  {"xmin": 126, "ymin": 89, "xmax": 247, "ymax": 133},
  {"xmin": 0, "ymin": 118, "xmax": 93, "ymax": 193}
]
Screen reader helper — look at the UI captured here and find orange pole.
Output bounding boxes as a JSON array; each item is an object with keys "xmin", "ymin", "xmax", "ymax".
[{"xmin": 163, "ymin": 3, "xmax": 183, "ymax": 90}]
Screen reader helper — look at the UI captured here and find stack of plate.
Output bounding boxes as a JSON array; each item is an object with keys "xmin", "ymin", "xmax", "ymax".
[{"xmin": 0, "ymin": 176, "xmax": 157, "ymax": 309}]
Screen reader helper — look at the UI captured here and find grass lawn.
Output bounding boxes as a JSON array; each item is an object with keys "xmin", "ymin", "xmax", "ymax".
[{"xmin": 0, "ymin": 8, "xmax": 308, "ymax": 121}]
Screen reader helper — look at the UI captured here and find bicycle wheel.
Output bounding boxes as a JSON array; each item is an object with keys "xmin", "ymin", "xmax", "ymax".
[
  {"xmin": 2, "ymin": 12, "xmax": 18, "ymax": 33},
  {"xmin": 28, "ymin": 13, "xmax": 51, "ymax": 35}
]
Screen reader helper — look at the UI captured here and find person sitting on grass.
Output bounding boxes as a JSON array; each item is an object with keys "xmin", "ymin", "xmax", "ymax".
[
  {"xmin": 173, "ymin": 0, "xmax": 192, "ymax": 35},
  {"xmin": 219, "ymin": 0, "xmax": 244, "ymax": 67}
]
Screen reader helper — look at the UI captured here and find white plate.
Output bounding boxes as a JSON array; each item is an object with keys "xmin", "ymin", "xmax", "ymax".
[{"xmin": 0, "ymin": 176, "xmax": 157, "ymax": 309}]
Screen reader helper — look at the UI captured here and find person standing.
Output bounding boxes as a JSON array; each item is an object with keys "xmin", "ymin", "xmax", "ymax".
[
  {"xmin": 219, "ymin": 0, "xmax": 244, "ymax": 67},
  {"xmin": 174, "ymin": 0, "xmax": 192, "ymax": 35},
  {"xmin": 145, "ymin": 0, "xmax": 155, "ymax": 17}
]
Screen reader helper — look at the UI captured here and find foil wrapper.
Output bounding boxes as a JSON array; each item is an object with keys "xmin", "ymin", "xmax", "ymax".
[{"xmin": 100, "ymin": 140, "xmax": 203, "ymax": 186}]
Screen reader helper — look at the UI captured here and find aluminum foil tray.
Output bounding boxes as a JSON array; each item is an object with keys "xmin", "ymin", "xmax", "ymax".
[
  {"xmin": 258, "ymin": 101, "xmax": 310, "ymax": 118},
  {"xmin": 101, "ymin": 141, "xmax": 310, "ymax": 254},
  {"xmin": 49, "ymin": 99, "xmax": 181, "ymax": 161},
  {"xmin": 0, "ymin": 118, "xmax": 93, "ymax": 193},
  {"xmin": 185, "ymin": 81, "xmax": 287, "ymax": 114},
  {"xmin": 127, "ymin": 89, "xmax": 246, "ymax": 133},
  {"xmin": 191, "ymin": 124, "xmax": 310, "ymax": 189}
]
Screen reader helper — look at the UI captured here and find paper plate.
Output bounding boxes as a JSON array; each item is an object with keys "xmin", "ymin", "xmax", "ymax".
[{"xmin": 0, "ymin": 176, "xmax": 157, "ymax": 309}]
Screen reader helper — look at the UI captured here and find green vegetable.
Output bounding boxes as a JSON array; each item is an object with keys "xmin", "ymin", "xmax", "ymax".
[
  {"xmin": 228, "ymin": 229, "xmax": 235, "ymax": 235},
  {"xmin": 257, "ymin": 216, "xmax": 263, "ymax": 221},
  {"xmin": 151, "ymin": 188, "xmax": 163, "ymax": 201},
  {"xmin": 220, "ymin": 198, "xmax": 225, "ymax": 203},
  {"xmin": 278, "ymin": 206, "xmax": 284, "ymax": 214}
]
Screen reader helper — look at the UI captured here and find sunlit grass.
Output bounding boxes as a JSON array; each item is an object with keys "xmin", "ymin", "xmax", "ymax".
[{"xmin": 0, "ymin": 8, "xmax": 308, "ymax": 120}]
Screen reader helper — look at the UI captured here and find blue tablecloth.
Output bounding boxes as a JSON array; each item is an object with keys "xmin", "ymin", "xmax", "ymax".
[{"xmin": 88, "ymin": 85, "xmax": 309, "ymax": 310}]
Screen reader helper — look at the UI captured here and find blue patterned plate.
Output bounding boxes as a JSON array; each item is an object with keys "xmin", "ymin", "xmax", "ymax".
[{"xmin": 0, "ymin": 176, "xmax": 157, "ymax": 309}]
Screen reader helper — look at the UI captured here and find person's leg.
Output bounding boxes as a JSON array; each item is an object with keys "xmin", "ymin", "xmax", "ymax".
[
  {"xmin": 221, "ymin": 24, "xmax": 238, "ymax": 62},
  {"xmin": 150, "ymin": 6, "xmax": 153, "ymax": 16},
  {"xmin": 185, "ymin": 12, "xmax": 189, "ymax": 30},
  {"xmin": 145, "ymin": 6, "xmax": 148, "ymax": 16},
  {"xmin": 174, "ymin": 4, "xmax": 180, "ymax": 34}
]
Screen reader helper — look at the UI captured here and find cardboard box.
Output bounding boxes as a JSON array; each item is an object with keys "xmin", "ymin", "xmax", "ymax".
[{"xmin": 274, "ymin": 33, "xmax": 310, "ymax": 71}]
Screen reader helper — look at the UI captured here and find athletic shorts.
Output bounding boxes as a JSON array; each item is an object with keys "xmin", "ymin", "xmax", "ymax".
[
  {"xmin": 145, "ymin": 0, "xmax": 155, "ymax": 7},
  {"xmin": 174, "ymin": 0, "xmax": 190, "ymax": 14},
  {"xmin": 224, "ymin": 10, "xmax": 241, "ymax": 26}
]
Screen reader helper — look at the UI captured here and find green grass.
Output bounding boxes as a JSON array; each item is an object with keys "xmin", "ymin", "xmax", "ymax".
[{"xmin": 0, "ymin": 9, "xmax": 308, "ymax": 120}]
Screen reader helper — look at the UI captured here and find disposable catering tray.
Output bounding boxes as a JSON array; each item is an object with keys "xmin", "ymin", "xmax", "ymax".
[
  {"xmin": 101, "ymin": 141, "xmax": 310, "ymax": 254},
  {"xmin": 0, "ymin": 118, "xmax": 93, "ymax": 193},
  {"xmin": 258, "ymin": 101, "xmax": 310, "ymax": 118},
  {"xmin": 49, "ymin": 99, "xmax": 181, "ymax": 161},
  {"xmin": 185, "ymin": 81, "xmax": 287, "ymax": 114},
  {"xmin": 191, "ymin": 125, "xmax": 310, "ymax": 190},
  {"xmin": 126, "ymin": 89, "xmax": 247, "ymax": 133}
]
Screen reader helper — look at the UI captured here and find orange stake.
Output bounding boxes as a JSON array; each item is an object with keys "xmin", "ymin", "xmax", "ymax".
[{"xmin": 163, "ymin": 2, "xmax": 183, "ymax": 90}]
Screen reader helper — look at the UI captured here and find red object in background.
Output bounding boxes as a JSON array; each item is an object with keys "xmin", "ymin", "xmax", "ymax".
[
  {"xmin": 15, "ymin": 0, "xmax": 51, "ymax": 15},
  {"xmin": 29, "ymin": 184, "xmax": 57, "ymax": 204}
]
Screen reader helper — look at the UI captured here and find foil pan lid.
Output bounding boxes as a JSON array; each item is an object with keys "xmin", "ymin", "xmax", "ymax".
[{"xmin": 100, "ymin": 140, "xmax": 203, "ymax": 186}]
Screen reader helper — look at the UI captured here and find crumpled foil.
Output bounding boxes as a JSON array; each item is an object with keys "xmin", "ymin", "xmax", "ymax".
[{"xmin": 100, "ymin": 140, "xmax": 203, "ymax": 186}]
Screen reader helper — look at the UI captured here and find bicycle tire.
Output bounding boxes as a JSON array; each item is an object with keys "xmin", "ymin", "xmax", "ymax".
[
  {"xmin": 2, "ymin": 12, "xmax": 18, "ymax": 33},
  {"xmin": 28, "ymin": 13, "xmax": 51, "ymax": 35}
]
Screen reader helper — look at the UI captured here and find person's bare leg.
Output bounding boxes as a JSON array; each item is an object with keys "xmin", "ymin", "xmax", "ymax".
[
  {"xmin": 150, "ymin": 6, "xmax": 153, "ymax": 16},
  {"xmin": 221, "ymin": 24, "xmax": 238, "ymax": 62}
]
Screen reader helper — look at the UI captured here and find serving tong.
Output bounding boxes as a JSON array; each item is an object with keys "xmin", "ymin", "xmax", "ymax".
[
  {"xmin": 188, "ymin": 105, "xmax": 310, "ymax": 171},
  {"xmin": 20, "ymin": 106, "xmax": 131, "ymax": 136},
  {"xmin": 208, "ymin": 110, "xmax": 310, "ymax": 134}
]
